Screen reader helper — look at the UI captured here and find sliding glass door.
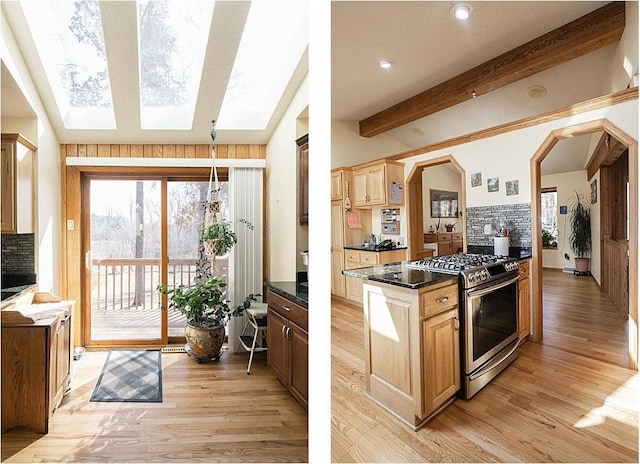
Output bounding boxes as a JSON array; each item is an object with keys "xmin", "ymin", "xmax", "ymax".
[{"xmin": 84, "ymin": 175, "xmax": 229, "ymax": 346}]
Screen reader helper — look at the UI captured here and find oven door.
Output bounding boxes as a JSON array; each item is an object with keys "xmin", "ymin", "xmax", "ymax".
[{"xmin": 464, "ymin": 274, "xmax": 519, "ymax": 373}]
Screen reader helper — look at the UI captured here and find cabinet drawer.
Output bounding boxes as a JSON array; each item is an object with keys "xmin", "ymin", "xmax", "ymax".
[
  {"xmin": 421, "ymin": 283, "xmax": 458, "ymax": 318},
  {"xmin": 518, "ymin": 259, "xmax": 530, "ymax": 280},
  {"xmin": 266, "ymin": 290, "xmax": 308, "ymax": 331},
  {"xmin": 345, "ymin": 250, "xmax": 360, "ymax": 262},
  {"xmin": 360, "ymin": 252, "xmax": 378, "ymax": 265},
  {"xmin": 437, "ymin": 234, "xmax": 452, "ymax": 242},
  {"xmin": 451, "ymin": 233, "xmax": 463, "ymax": 241},
  {"xmin": 424, "ymin": 234, "xmax": 438, "ymax": 243}
]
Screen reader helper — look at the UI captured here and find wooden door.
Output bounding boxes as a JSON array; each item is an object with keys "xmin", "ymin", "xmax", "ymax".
[
  {"xmin": 267, "ymin": 308, "xmax": 289, "ymax": 384},
  {"xmin": 422, "ymin": 308, "xmax": 460, "ymax": 416},
  {"xmin": 331, "ymin": 201, "xmax": 346, "ymax": 297},
  {"xmin": 288, "ymin": 321, "xmax": 308, "ymax": 408},
  {"xmin": 519, "ymin": 277, "xmax": 531, "ymax": 341}
]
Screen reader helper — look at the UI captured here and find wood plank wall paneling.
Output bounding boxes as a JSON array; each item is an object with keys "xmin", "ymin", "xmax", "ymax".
[{"xmin": 60, "ymin": 143, "xmax": 266, "ymax": 346}]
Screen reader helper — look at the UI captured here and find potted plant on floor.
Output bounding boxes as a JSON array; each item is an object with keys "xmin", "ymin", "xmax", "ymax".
[
  {"xmin": 568, "ymin": 191, "xmax": 591, "ymax": 273},
  {"xmin": 158, "ymin": 276, "xmax": 259, "ymax": 362}
]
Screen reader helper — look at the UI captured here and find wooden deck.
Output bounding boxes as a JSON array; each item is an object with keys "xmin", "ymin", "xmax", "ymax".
[{"xmin": 331, "ymin": 269, "xmax": 638, "ymax": 462}]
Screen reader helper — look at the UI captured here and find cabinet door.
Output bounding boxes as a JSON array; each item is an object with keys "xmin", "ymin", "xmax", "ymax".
[
  {"xmin": 345, "ymin": 275, "xmax": 363, "ymax": 304},
  {"xmin": 438, "ymin": 242, "xmax": 453, "ymax": 256},
  {"xmin": 352, "ymin": 168, "xmax": 369, "ymax": 206},
  {"xmin": 518, "ymin": 277, "xmax": 531, "ymax": 342},
  {"xmin": 288, "ymin": 321, "xmax": 308, "ymax": 408},
  {"xmin": 422, "ymin": 308, "xmax": 460, "ymax": 417},
  {"xmin": 331, "ymin": 201, "xmax": 345, "ymax": 249},
  {"xmin": 331, "ymin": 171, "xmax": 343, "ymax": 201},
  {"xmin": 331, "ymin": 250, "xmax": 346, "ymax": 298},
  {"xmin": 366, "ymin": 164, "xmax": 386, "ymax": 205},
  {"xmin": 1, "ymin": 142, "xmax": 15, "ymax": 232},
  {"xmin": 267, "ymin": 309, "xmax": 289, "ymax": 384}
]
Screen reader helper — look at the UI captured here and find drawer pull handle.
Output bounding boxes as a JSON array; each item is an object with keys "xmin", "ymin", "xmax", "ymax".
[
  {"xmin": 436, "ymin": 296, "xmax": 449, "ymax": 304},
  {"xmin": 282, "ymin": 325, "xmax": 287, "ymax": 337},
  {"xmin": 283, "ymin": 305, "xmax": 291, "ymax": 311},
  {"xmin": 454, "ymin": 316, "xmax": 459, "ymax": 330},
  {"xmin": 286, "ymin": 327, "xmax": 291, "ymax": 340}
]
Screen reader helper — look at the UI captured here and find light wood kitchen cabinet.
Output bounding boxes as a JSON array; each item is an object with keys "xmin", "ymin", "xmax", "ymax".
[
  {"xmin": 362, "ymin": 279, "xmax": 459, "ymax": 430},
  {"xmin": 352, "ymin": 160, "xmax": 404, "ymax": 207},
  {"xmin": 1, "ymin": 134, "xmax": 36, "ymax": 234},
  {"xmin": 331, "ymin": 170, "xmax": 343, "ymax": 201},
  {"xmin": 266, "ymin": 289, "xmax": 308, "ymax": 409},
  {"xmin": 331, "ymin": 201, "xmax": 347, "ymax": 298},
  {"xmin": 1, "ymin": 298, "xmax": 73, "ymax": 434},
  {"xmin": 437, "ymin": 232, "xmax": 463, "ymax": 255},
  {"xmin": 345, "ymin": 248, "xmax": 407, "ymax": 305},
  {"xmin": 518, "ymin": 259, "xmax": 531, "ymax": 343}
]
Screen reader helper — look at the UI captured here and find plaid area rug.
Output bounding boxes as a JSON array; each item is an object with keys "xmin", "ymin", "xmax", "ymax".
[{"xmin": 90, "ymin": 350, "xmax": 162, "ymax": 402}]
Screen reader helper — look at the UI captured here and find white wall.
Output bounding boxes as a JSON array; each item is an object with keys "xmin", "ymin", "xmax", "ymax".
[
  {"xmin": 540, "ymin": 171, "xmax": 595, "ymax": 276},
  {"xmin": 2, "ymin": 11, "xmax": 62, "ymax": 295},
  {"xmin": 331, "ymin": 120, "xmax": 410, "ymax": 168},
  {"xmin": 603, "ymin": 1, "xmax": 639, "ymax": 93},
  {"xmin": 422, "ymin": 165, "xmax": 462, "ymax": 232},
  {"xmin": 265, "ymin": 74, "xmax": 308, "ymax": 281}
]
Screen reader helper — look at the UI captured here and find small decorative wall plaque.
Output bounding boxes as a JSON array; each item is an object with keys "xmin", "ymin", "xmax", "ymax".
[
  {"xmin": 487, "ymin": 177, "xmax": 499, "ymax": 192},
  {"xmin": 591, "ymin": 179, "xmax": 597, "ymax": 204},
  {"xmin": 471, "ymin": 172, "xmax": 482, "ymax": 188},
  {"xmin": 506, "ymin": 180, "xmax": 519, "ymax": 196},
  {"xmin": 559, "ymin": 205, "xmax": 567, "ymax": 214}
]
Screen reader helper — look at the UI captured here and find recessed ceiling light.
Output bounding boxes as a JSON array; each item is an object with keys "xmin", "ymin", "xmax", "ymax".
[
  {"xmin": 378, "ymin": 58, "xmax": 394, "ymax": 69},
  {"xmin": 410, "ymin": 127, "xmax": 425, "ymax": 136},
  {"xmin": 451, "ymin": 3, "xmax": 472, "ymax": 20},
  {"xmin": 527, "ymin": 85, "xmax": 547, "ymax": 99}
]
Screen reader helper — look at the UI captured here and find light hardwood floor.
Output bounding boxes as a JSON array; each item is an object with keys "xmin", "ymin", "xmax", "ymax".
[
  {"xmin": 332, "ymin": 269, "xmax": 638, "ymax": 462},
  {"xmin": 1, "ymin": 349, "xmax": 308, "ymax": 463}
]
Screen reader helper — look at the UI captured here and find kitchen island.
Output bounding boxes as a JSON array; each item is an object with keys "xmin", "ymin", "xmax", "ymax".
[{"xmin": 344, "ymin": 262, "xmax": 460, "ymax": 430}]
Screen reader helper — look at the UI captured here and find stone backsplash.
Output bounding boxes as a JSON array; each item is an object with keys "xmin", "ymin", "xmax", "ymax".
[
  {"xmin": 465, "ymin": 203, "xmax": 532, "ymax": 247},
  {"xmin": 1, "ymin": 233, "xmax": 35, "ymax": 275}
]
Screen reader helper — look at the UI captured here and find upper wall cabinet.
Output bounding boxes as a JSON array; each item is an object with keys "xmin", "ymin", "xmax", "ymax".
[
  {"xmin": 1, "ymin": 134, "xmax": 36, "ymax": 234},
  {"xmin": 352, "ymin": 160, "xmax": 404, "ymax": 208},
  {"xmin": 297, "ymin": 135, "xmax": 308, "ymax": 225}
]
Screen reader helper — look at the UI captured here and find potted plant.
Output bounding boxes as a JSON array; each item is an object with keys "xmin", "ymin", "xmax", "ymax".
[
  {"xmin": 202, "ymin": 218, "xmax": 254, "ymax": 257},
  {"xmin": 158, "ymin": 276, "xmax": 259, "ymax": 362},
  {"xmin": 568, "ymin": 191, "xmax": 591, "ymax": 273}
]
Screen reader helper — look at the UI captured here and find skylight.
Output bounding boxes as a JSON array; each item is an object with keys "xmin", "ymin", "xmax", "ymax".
[
  {"xmin": 20, "ymin": 0, "xmax": 116, "ymax": 129},
  {"xmin": 137, "ymin": 0, "xmax": 215, "ymax": 130},
  {"xmin": 216, "ymin": 1, "xmax": 308, "ymax": 130}
]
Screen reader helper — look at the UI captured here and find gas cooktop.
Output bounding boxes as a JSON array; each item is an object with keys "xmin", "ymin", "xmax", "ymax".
[{"xmin": 408, "ymin": 253, "xmax": 519, "ymax": 288}]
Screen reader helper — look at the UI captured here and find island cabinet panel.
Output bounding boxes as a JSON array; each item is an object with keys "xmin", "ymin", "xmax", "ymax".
[
  {"xmin": 266, "ymin": 309, "xmax": 289, "ymax": 383},
  {"xmin": 362, "ymin": 279, "xmax": 460, "ymax": 430},
  {"xmin": 518, "ymin": 259, "xmax": 531, "ymax": 343}
]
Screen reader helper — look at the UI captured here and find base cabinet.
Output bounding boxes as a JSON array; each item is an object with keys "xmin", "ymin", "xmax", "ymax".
[
  {"xmin": 1, "ymin": 302, "xmax": 73, "ymax": 434},
  {"xmin": 363, "ymin": 279, "xmax": 459, "ymax": 430},
  {"xmin": 266, "ymin": 289, "xmax": 308, "ymax": 409}
]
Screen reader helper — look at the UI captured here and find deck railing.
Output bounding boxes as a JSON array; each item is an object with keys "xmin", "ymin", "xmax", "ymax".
[{"xmin": 91, "ymin": 257, "xmax": 229, "ymax": 312}]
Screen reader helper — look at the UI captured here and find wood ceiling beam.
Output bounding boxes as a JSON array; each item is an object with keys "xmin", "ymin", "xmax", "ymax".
[
  {"xmin": 587, "ymin": 131, "xmax": 627, "ymax": 180},
  {"xmin": 359, "ymin": 2, "xmax": 626, "ymax": 138}
]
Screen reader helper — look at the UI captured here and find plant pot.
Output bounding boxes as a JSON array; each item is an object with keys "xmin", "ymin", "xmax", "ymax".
[
  {"xmin": 445, "ymin": 225, "xmax": 454, "ymax": 232},
  {"xmin": 574, "ymin": 257, "xmax": 590, "ymax": 272},
  {"xmin": 185, "ymin": 323, "xmax": 225, "ymax": 361}
]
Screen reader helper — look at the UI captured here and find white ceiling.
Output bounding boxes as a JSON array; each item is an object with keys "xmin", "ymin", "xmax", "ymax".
[
  {"xmin": 1, "ymin": 1, "xmax": 308, "ymax": 145},
  {"xmin": 331, "ymin": 1, "xmax": 619, "ymax": 175}
]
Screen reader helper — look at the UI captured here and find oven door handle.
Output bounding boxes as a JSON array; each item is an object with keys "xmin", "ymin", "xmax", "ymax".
[
  {"xmin": 469, "ymin": 340, "xmax": 519, "ymax": 381},
  {"xmin": 466, "ymin": 274, "xmax": 519, "ymax": 299}
]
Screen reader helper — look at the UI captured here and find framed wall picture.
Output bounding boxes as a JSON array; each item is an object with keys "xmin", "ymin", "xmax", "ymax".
[
  {"xmin": 430, "ymin": 189, "xmax": 458, "ymax": 218},
  {"xmin": 487, "ymin": 177, "xmax": 499, "ymax": 192},
  {"xmin": 506, "ymin": 180, "xmax": 519, "ymax": 196},
  {"xmin": 471, "ymin": 172, "xmax": 482, "ymax": 187},
  {"xmin": 591, "ymin": 179, "xmax": 598, "ymax": 204}
]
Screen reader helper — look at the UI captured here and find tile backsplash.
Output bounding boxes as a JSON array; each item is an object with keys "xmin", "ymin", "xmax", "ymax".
[
  {"xmin": 465, "ymin": 203, "xmax": 532, "ymax": 247},
  {"xmin": 1, "ymin": 233, "xmax": 35, "ymax": 275}
]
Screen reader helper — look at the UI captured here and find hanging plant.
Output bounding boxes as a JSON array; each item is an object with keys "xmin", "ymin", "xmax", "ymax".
[{"xmin": 202, "ymin": 218, "xmax": 254, "ymax": 257}]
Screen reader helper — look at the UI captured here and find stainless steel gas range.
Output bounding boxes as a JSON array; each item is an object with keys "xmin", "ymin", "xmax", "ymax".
[{"xmin": 409, "ymin": 253, "xmax": 520, "ymax": 399}]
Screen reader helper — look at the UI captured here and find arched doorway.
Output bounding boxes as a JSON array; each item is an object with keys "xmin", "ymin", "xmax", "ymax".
[
  {"xmin": 530, "ymin": 119, "xmax": 638, "ymax": 370},
  {"xmin": 406, "ymin": 155, "xmax": 466, "ymax": 259}
]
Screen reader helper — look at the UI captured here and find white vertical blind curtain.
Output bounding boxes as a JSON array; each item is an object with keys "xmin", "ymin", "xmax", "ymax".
[{"xmin": 228, "ymin": 167, "xmax": 264, "ymax": 352}]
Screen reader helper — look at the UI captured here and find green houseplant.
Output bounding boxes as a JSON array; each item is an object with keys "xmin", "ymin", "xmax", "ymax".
[
  {"xmin": 158, "ymin": 276, "xmax": 259, "ymax": 362},
  {"xmin": 568, "ymin": 191, "xmax": 591, "ymax": 273},
  {"xmin": 202, "ymin": 219, "xmax": 254, "ymax": 257}
]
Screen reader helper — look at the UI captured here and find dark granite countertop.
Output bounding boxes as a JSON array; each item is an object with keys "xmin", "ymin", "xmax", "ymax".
[
  {"xmin": 466, "ymin": 245, "xmax": 532, "ymax": 260},
  {"xmin": 264, "ymin": 281, "xmax": 308, "ymax": 308},
  {"xmin": 343, "ymin": 261, "xmax": 458, "ymax": 290},
  {"xmin": 1, "ymin": 284, "xmax": 36, "ymax": 303},
  {"xmin": 344, "ymin": 245, "xmax": 408, "ymax": 252}
]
